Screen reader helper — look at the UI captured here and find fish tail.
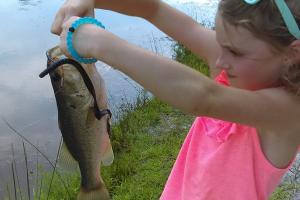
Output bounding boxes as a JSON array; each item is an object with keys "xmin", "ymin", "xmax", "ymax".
[{"xmin": 77, "ymin": 185, "xmax": 110, "ymax": 200}]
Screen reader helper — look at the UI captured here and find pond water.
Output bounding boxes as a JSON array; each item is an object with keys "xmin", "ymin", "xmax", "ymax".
[{"xmin": 0, "ymin": 0, "xmax": 218, "ymax": 197}]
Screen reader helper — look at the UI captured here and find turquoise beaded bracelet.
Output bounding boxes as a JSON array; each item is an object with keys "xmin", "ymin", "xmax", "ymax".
[{"xmin": 67, "ymin": 17, "xmax": 105, "ymax": 64}]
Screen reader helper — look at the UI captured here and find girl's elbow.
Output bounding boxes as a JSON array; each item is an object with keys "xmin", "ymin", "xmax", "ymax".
[{"xmin": 189, "ymin": 85, "xmax": 214, "ymax": 116}]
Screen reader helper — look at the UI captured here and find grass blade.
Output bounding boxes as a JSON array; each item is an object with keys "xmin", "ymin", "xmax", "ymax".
[
  {"xmin": 38, "ymin": 177, "xmax": 43, "ymax": 200},
  {"xmin": 11, "ymin": 144, "xmax": 23, "ymax": 200},
  {"xmin": 35, "ymin": 141, "xmax": 39, "ymax": 199},
  {"xmin": 11, "ymin": 162, "xmax": 17, "ymax": 200},
  {"xmin": 6, "ymin": 184, "xmax": 11, "ymax": 200},
  {"xmin": 22, "ymin": 141, "xmax": 31, "ymax": 200},
  {"xmin": 46, "ymin": 136, "xmax": 63, "ymax": 200}
]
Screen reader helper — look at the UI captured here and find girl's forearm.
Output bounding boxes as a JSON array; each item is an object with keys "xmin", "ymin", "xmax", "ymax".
[
  {"xmin": 93, "ymin": 30, "xmax": 213, "ymax": 115},
  {"xmin": 147, "ymin": 2, "xmax": 203, "ymax": 46},
  {"xmin": 94, "ymin": 0, "xmax": 160, "ymax": 19}
]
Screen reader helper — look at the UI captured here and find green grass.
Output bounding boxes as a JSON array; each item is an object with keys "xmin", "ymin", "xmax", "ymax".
[
  {"xmin": 270, "ymin": 183, "xmax": 300, "ymax": 200},
  {"xmin": 103, "ymin": 99, "xmax": 193, "ymax": 199},
  {"xmin": 173, "ymin": 43, "xmax": 210, "ymax": 76}
]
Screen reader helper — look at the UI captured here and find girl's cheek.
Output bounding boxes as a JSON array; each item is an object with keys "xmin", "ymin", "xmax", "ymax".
[
  {"xmin": 235, "ymin": 63, "xmax": 258, "ymax": 78},
  {"xmin": 234, "ymin": 64, "xmax": 262, "ymax": 89}
]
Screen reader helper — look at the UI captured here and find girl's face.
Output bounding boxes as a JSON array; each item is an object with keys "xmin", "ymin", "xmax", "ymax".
[{"xmin": 215, "ymin": 14, "xmax": 285, "ymax": 90}]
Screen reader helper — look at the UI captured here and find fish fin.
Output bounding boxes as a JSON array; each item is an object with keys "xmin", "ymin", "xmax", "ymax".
[
  {"xmin": 101, "ymin": 142, "xmax": 114, "ymax": 166},
  {"xmin": 77, "ymin": 185, "xmax": 110, "ymax": 200},
  {"xmin": 101, "ymin": 115, "xmax": 114, "ymax": 166},
  {"xmin": 57, "ymin": 141, "xmax": 79, "ymax": 173}
]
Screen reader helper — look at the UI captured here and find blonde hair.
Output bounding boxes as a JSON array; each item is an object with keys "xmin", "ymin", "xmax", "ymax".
[{"xmin": 218, "ymin": 0, "xmax": 300, "ymax": 95}]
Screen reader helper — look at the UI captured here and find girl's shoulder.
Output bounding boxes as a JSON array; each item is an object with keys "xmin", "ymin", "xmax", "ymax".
[
  {"xmin": 219, "ymin": 86, "xmax": 300, "ymax": 168},
  {"xmin": 256, "ymin": 89, "xmax": 300, "ymax": 168},
  {"xmin": 205, "ymin": 83, "xmax": 300, "ymax": 137},
  {"xmin": 260, "ymin": 87, "xmax": 300, "ymax": 134}
]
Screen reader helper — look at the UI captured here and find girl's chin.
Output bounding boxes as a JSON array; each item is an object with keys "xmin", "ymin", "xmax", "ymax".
[
  {"xmin": 230, "ymin": 81, "xmax": 258, "ymax": 90},
  {"xmin": 227, "ymin": 78, "xmax": 261, "ymax": 90}
]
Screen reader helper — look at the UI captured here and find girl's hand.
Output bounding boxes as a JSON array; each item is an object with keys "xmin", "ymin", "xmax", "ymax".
[
  {"xmin": 59, "ymin": 16, "xmax": 104, "ymax": 59},
  {"xmin": 51, "ymin": 0, "xmax": 95, "ymax": 35}
]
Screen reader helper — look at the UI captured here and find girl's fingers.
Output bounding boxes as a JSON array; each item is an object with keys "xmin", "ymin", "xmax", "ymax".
[
  {"xmin": 51, "ymin": 8, "xmax": 65, "ymax": 35},
  {"xmin": 60, "ymin": 16, "xmax": 80, "ymax": 57},
  {"xmin": 62, "ymin": 16, "xmax": 80, "ymax": 29}
]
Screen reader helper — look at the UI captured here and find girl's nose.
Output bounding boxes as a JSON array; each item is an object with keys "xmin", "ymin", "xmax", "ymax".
[{"xmin": 215, "ymin": 56, "xmax": 231, "ymax": 70}]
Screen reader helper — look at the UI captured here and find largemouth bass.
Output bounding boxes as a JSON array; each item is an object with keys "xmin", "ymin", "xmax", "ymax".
[{"xmin": 40, "ymin": 46, "xmax": 114, "ymax": 200}]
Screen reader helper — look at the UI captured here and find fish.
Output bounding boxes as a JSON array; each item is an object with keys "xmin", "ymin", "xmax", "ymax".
[{"xmin": 39, "ymin": 46, "xmax": 114, "ymax": 200}]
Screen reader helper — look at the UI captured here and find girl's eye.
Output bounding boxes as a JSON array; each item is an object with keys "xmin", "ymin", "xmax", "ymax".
[
  {"xmin": 229, "ymin": 49, "xmax": 242, "ymax": 56},
  {"xmin": 221, "ymin": 46, "xmax": 243, "ymax": 56},
  {"xmin": 229, "ymin": 49, "xmax": 236, "ymax": 54},
  {"xmin": 229, "ymin": 49, "xmax": 237, "ymax": 55}
]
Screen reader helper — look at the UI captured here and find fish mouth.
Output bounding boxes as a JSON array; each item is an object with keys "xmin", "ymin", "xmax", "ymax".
[{"xmin": 39, "ymin": 49, "xmax": 64, "ymax": 78}]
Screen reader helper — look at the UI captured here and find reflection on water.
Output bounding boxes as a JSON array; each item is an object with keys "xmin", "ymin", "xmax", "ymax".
[
  {"xmin": 18, "ymin": 0, "xmax": 42, "ymax": 7},
  {"xmin": 0, "ymin": 0, "xmax": 218, "ymax": 198}
]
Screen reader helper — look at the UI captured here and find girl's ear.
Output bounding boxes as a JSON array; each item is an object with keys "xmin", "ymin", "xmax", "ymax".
[{"xmin": 289, "ymin": 40, "xmax": 300, "ymax": 64}]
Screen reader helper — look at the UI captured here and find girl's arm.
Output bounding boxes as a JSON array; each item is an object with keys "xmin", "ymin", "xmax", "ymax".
[
  {"xmin": 51, "ymin": 0, "xmax": 221, "ymax": 78},
  {"xmin": 61, "ymin": 18, "xmax": 299, "ymax": 134},
  {"xmin": 148, "ymin": 2, "xmax": 220, "ymax": 74},
  {"xmin": 92, "ymin": 24, "xmax": 214, "ymax": 115}
]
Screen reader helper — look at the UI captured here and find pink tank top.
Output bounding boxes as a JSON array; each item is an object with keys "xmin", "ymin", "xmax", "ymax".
[{"xmin": 160, "ymin": 71, "xmax": 296, "ymax": 200}]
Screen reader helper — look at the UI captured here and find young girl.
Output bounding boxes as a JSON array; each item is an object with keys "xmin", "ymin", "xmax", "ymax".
[{"xmin": 51, "ymin": 0, "xmax": 300, "ymax": 199}]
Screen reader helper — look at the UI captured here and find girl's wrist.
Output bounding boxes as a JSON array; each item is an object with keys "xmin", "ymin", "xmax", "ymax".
[
  {"xmin": 90, "ymin": 27, "xmax": 107, "ymax": 60},
  {"xmin": 72, "ymin": 24, "xmax": 101, "ymax": 59},
  {"xmin": 92, "ymin": 29, "xmax": 131, "ymax": 68}
]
